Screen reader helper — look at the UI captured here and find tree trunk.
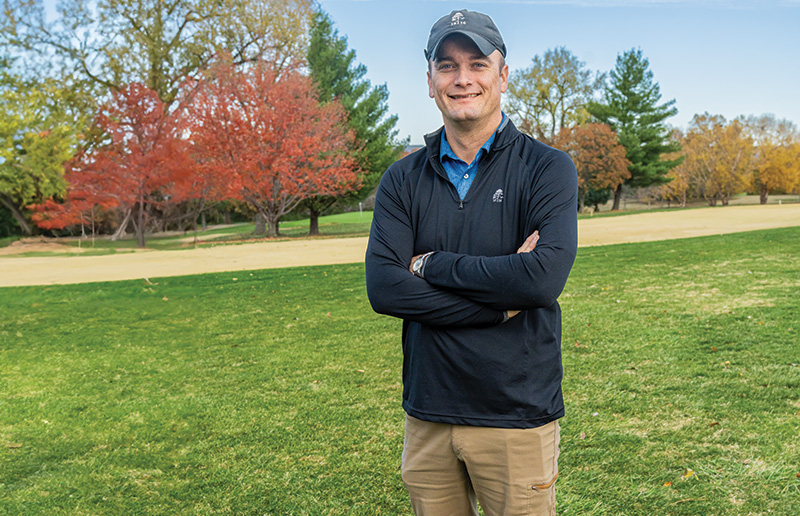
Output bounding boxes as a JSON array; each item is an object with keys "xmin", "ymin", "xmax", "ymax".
[
  {"xmin": 254, "ymin": 212, "xmax": 267, "ymax": 235},
  {"xmin": 265, "ymin": 212, "xmax": 280, "ymax": 238},
  {"xmin": 136, "ymin": 198, "xmax": 146, "ymax": 248},
  {"xmin": 0, "ymin": 194, "xmax": 33, "ymax": 235},
  {"xmin": 760, "ymin": 184, "xmax": 768, "ymax": 204},
  {"xmin": 721, "ymin": 196, "xmax": 729, "ymax": 206},
  {"xmin": 309, "ymin": 206, "xmax": 320, "ymax": 236},
  {"xmin": 611, "ymin": 184, "xmax": 623, "ymax": 211},
  {"xmin": 111, "ymin": 208, "xmax": 133, "ymax": 240},
  {"xmin": 680, "ymin": 191, "xmax": 686, "ymax": 208},
  {"xmin": 201, "ymin": 212, "xmax": 207, "ymax": 231}
]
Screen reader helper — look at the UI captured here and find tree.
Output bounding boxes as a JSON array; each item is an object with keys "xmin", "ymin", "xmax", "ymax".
[
  {"xmin": 553, "ymin": 123, "xmax": 630, "ymax": 211},
  {"xmin": 740, "ymin": 114, "xmax": 800, "ymax": 203},
  {"xmin": 35, "ymin": 83, "xmax": 194, "ymax": 246},
  {"xmin": 303, "ymin": 10, "xmax": 402, "ymax": 235},
  {"xmin": 186, "ymin": 59, "xmax": 359, "ymax": 237},
  {"xmin": 0, "ymin": 72, "xmax": 77, "ymax": 234},
  {"xmin": 506, "ymin": 47, "xmax": 603, "ymax": 144},
  {"xmin": 656, "ymin": 129, "xmax": 690, "ymax": 207},
  {"xmin": 2, "ymin": 0, "xmax": 314, "ymax": 105},
  {"xmin": 681, "ymin": 113, "xmax": 753, "ymax": 206},
  {"xmin": 587, "ymin": 48, "xmax": 681, "ymax": 210}
]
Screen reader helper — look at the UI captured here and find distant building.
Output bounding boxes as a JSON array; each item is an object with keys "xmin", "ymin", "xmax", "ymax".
[{"xmin": 403, "ymin": 145, "xmax": 424, "ymax": 158}]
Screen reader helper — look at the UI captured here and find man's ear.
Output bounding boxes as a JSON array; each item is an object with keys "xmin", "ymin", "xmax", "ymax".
[
  {"xmin": 500, "ymin": 64, "xmax": 509, "ymax": 94},
  {"xmin": 427, "ymin": 70, "xmax": 435, "ymax": 99}
]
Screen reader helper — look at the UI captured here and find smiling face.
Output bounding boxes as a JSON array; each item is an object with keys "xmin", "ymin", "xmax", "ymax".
[{"xmin": 427, "ymin": 34, "xmax": 509, "ymax": 134}]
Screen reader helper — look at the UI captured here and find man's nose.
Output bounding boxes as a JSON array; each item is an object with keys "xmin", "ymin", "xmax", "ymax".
[{"xmin": 453, "ymin": 67, "xmax": 473, "ymax": 86}]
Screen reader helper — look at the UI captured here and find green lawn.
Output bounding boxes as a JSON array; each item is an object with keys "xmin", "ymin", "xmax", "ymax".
[
  {"xmin": 1, "ymin": 227, "xmax": 798, "ymax": 515},
  {"xmin": 0, "ymin": 212, "xmax": 375, "ymax": 257}
]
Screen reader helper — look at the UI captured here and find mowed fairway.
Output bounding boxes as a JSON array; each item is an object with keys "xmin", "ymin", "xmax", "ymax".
[{"xmin": 2, "ymin": 227, "xmax": 800, "ymax": 515}]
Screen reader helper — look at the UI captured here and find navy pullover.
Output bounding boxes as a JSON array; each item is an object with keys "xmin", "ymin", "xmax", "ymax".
[{"xmin": 365, "ymin": 120, "xmax": 578, "ymax": 429}]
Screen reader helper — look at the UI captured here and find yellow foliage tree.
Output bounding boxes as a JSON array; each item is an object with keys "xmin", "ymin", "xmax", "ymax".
[
  {"xmin": 657, "ymin": 129, "xmax": 690, "ymax": 207},
  {"xmin": 740, "ymin": 114, "xmax": 800, "ymax": 203},
  {"xmin": 682, "ymin": 113, "xmax": 754, "ymax": 206}
]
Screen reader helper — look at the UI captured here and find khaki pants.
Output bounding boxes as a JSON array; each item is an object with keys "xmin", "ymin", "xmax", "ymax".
[{"xmin": 401, "ymin": 415, "xmax": 560, "ymax": 516}]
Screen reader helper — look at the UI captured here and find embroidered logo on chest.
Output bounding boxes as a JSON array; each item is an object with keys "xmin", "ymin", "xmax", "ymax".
[{"xmin": 492, "ymin": 189, "xmax": 504, "ymax": 203}]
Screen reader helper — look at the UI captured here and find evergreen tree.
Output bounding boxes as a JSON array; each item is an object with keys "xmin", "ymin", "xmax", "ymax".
[
  {"xmin": 587, "ymin": 48, "xmax": 682, "ymax": 210},
  {"xmin": 304, "ymin": 10, "xmax": 403, "ymax": 235}
]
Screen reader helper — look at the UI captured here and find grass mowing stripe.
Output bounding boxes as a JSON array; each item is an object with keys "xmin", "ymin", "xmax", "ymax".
[{"xmin": 1, "ymin": 227, "xmax": 799, "ymax": 515}]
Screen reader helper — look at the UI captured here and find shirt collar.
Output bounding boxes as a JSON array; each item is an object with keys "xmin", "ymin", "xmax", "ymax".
[{"xmin": 440, "ymin": 112, "xmax": 507, "ymax": 165}]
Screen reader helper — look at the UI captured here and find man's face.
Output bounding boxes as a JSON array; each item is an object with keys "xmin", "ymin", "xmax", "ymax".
[{"xmin": 427, "ymin": 34, "xmax": 509, "ymax": 129}]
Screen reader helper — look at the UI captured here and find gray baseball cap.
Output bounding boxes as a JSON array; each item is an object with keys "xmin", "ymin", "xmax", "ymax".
[{"xmin": 425, "ymin": 9, "xmax": 507, "ymax": 61}]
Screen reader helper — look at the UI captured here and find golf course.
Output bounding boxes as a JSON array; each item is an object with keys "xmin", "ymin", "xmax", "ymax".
[{"xmin": 1, "ymin": 205, "xmax": 799, "ymax": 515}]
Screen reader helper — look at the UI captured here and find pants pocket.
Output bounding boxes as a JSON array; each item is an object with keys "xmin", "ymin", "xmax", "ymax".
[{"xmin": 528, "ymin": 473, "xmax": 558, "ymax": 515}]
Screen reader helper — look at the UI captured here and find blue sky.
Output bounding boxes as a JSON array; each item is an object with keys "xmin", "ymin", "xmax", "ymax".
[{"xmin": 317, "ymin": 0, "xmax": 800, "ymax": 143}]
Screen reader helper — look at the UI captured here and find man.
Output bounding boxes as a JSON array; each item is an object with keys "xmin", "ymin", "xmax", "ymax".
[{"xmin": 365, "ymin": 9, "xmax": 577, "ymax": 515}]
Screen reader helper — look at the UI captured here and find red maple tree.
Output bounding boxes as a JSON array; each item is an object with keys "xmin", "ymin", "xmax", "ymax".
[
  {"xmin": 33, "ymin": 83, "xmax": 193, "ymax": 247},
  {"xmin": 184, "ymin": 59, "xmax": 359, "ymax": 237}
]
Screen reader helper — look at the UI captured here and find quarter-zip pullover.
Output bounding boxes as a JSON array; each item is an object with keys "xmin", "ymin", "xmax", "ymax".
[{"xmin": 365, "ymin": 120, "xmax": 578, "ymax": 428}]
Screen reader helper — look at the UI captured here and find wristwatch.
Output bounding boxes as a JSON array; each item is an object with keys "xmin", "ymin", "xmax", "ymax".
[{"xmin": 411, "ymin": 252, "xmax": 434, "ymax": 278}]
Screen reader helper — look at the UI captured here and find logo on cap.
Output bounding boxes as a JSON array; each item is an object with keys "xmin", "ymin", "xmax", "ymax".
[{"xmin": 451, "ymin": 12, "xmax": 466, "ymax": 26}]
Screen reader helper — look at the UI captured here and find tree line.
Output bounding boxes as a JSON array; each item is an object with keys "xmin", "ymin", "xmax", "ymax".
[
  {"xmin": 1, "ymin": 0, "xmax": 402, "ymax": 244},
  {"xmin": 3, "ymin": 3, "xmax": 799, "ymax": 242},
  {"xmin": 505, "ymin": 47, "xmax": 800, "ymax": 212}
]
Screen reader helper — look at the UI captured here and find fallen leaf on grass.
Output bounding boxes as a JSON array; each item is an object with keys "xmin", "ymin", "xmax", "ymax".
[
  {"xmin": 580, "ymin": 432, "xmax": 586, "ymax": 440},
  {"xmin": 162, "ymin": 296, "xmax": 168, "ymax": 301},
  {"xmin": 796, "ymin": 473, "xmax": 800, "ymax": 479},
  {"xmin": 709, "ymin": 421, "xmax": 719, "ymax": 427},
  {"xmin": 663, "ymin": 481, "xmax": 673, "ymax": 487},
  {"xmin": 682, "ymin": 469, "xmax": 695, "ymax": 480},
  {"xmin": 711, "ymin": 347, "xmax": 718, "ymax": 352},
  {"xmin": 6, "ymin": 443, "xmax": 22, "ymax": 449}
]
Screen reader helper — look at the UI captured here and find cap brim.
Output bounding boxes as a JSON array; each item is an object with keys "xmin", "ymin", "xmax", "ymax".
[{"xmin": 429, "ymin": 31, "xmax": 498, "ymax": 60}]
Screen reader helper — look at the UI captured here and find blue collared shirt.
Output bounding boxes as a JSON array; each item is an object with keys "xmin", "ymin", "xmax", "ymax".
[{"xmin": 439, "ymin": 113, "xmax": 506, "ymax": 200}]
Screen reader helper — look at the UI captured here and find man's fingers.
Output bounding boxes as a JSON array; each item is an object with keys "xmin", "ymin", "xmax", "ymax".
[{"xmin": 517, "ymin": 231, "xmax": 539, "ymax": 253}]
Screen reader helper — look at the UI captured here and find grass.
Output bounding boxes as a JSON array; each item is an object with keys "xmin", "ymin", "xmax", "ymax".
[
  {"xmin": 0, "ymin": 212, "xmax": 374, "ymax": 257},
  {"xmin": 1, "ymin": 227, "xmax": 799, "ymax": 515}
]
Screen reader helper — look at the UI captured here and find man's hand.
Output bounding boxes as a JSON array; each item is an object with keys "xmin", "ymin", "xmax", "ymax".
[
  {"xmin": 507, "ymin": 231, "xmax": 539, "ymax": 320},
  {"xmin": 516, "ymin": 230, "xmax": 539, "ymax": 254}
]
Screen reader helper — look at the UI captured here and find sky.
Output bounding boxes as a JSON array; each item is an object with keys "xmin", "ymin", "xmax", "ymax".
[{"xmin": 316, "ymin": 0, "xmax": 800, "ymax": 144}]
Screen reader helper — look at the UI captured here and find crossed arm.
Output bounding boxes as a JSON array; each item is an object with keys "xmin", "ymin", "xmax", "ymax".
[
  {"xmin": 409, "ymin": 231, "xmax": 540, "ymax": 320},
  {"xmin": 365, "ymin": 154, "xmax": 577, "ymax": 328}
]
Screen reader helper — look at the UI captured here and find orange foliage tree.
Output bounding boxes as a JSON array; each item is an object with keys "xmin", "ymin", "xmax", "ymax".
[
  {"xmin": 681, "ymin": 113, "xmax": 753, "ymax": 206},
  {"xmin": 33, "ymin": 83, "xmax": 193, "ymax": 247},
  {"xmin": 657, "ymin": 129, "xmax": 690, "ymax": 207},
  {"xmin": 554, "ymin": 123, "xmax": 630, "ymax": 211},
  {"xmin": 185, "ymin": 60, "xmax": 358, "ymax": 237}
]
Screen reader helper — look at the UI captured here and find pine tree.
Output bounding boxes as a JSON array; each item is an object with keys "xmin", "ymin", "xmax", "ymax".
[
  {"xmin": 587, "ymin": 48, "xmax": 682, "ymax": 210},
  {"xmin": 304, "ymin": 10, "xmax": 403, "ymax": 235}
]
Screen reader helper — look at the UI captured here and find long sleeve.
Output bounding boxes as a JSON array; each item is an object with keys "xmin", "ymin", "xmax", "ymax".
[
  {"xmin": 365, "ymin": 162, "xmax": 505, "ymax": 328},
  {"xmin": 421, "ymin": 150, "xmax": 578, "ymax": 311}
]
